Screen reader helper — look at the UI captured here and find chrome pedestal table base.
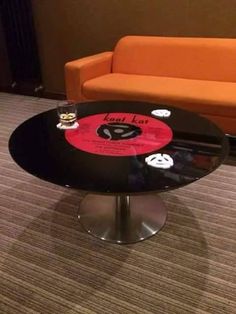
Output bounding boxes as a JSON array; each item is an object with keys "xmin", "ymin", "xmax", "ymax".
[{"xmin": 78, "ymin": 194, "xmax": 167, "ymax": 244}]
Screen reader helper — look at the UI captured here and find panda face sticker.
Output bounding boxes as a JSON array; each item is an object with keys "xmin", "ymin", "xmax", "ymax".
[{"xmin": 145, "ymin": 153, "xmax": 174, "ymax": 169}]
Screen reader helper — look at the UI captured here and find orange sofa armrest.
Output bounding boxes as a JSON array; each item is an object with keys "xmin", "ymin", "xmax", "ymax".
[{"xmin": 65, "ymin": 51, "xmax": 113, "ymax": 102}]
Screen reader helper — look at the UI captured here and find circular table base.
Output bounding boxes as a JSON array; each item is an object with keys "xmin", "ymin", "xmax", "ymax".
[{"xmin": 78, "ymin": 194, "xmax": 167, "ymax": 244}]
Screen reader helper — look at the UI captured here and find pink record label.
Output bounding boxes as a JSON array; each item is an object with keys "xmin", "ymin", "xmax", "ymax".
[{"xmin": 65, "ymin": 113, "xmax": 173, "ymax": 156}]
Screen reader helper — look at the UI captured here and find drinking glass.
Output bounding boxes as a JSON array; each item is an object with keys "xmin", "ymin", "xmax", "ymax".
[{"xmin": 57, "ymin": 101, "xmax": 77, "ymax": 126}]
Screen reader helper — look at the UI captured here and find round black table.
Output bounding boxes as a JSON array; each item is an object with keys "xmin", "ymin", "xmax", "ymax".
[{"xmin": 9, "ymin": 100, "xmax": 229, "ymax": 244}]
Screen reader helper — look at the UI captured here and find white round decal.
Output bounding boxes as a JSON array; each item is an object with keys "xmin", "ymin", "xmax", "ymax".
[
  {"xmin": 151, "ymin": 109, "xmax": 171, "ymax": 118},
  {"xmin": 145, "ymin": 153, "xmax": 174, "ymax": 169}
]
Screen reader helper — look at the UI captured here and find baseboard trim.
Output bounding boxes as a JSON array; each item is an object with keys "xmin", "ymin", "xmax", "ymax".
[
  {"xmin": 0, "ymin": 86, "xmax": 66, "ymax": 100},
  {"xmin": 42, "ymin": 91, "xmax": 66, "ymax": 100}
]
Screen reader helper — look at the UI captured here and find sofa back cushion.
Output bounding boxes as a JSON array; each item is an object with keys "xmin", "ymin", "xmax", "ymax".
[{"xmin": 112, "ymin": 36, "xmax": 236, "ymax": 82}]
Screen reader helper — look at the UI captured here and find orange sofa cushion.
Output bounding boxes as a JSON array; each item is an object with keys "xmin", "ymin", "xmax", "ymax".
[
  {"xmin": 83, "ymin": 73, "xmax": 236, "ymax": 118},
  {"xmin": 113, "ymin": 36, "xmax": 236, "ymax": 82}
]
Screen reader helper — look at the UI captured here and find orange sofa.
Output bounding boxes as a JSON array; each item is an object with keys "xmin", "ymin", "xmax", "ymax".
[{"xmin": 65, "ymin": 36, "xmax": 236, "ymax": 135}]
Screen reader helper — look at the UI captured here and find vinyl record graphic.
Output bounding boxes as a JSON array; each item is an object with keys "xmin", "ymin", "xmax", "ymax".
[{"xmin": 65, "ymin": 112, "xmax": 173, "ymax": 156}]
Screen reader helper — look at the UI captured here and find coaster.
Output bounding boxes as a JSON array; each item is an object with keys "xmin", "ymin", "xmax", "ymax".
[{"xmin": 56, "ymin": 122, "xmax": 79, "ymax": 130}]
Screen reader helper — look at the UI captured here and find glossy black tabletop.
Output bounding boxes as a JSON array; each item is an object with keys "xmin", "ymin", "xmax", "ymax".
[{"xmin": 9, "ymin": 100, "xmax": 229, "ymax": 194}]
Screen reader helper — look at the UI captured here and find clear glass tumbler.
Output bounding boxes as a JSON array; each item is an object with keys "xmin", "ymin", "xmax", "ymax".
[{"xmin": 57, "ymin": 101, "xmax": 77, "ymax": 126}]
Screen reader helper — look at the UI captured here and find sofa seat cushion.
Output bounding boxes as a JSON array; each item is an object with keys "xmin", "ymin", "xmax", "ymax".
[{"xmin": 83, "ymin": 73, "xmax": 236, "ymax": 118}]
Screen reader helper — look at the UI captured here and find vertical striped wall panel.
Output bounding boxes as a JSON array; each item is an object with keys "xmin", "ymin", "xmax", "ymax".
[{"xmin": 0, "ymin": 0, "xmax": 41, "ymax": 83}]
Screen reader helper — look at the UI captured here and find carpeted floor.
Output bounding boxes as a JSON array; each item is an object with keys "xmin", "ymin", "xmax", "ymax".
[{"xmin": 0, "ymin": 92, "xmax": 235, "ymax": 314}]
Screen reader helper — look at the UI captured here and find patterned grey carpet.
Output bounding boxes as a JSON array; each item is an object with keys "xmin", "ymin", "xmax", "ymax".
[{"xmin": 0, "ymin": 92, "xmax": 235, "ymax": 314}]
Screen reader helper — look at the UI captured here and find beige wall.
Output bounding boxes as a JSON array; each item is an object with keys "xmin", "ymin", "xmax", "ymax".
[{"xmin": 31, "ymin": 0, "xmax": 236, "ymax": 95}]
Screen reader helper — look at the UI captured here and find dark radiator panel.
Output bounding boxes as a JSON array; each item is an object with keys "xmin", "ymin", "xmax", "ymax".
[{"xmin": 0, "ymin": 0, "xmax": 41, "ymax": 84}]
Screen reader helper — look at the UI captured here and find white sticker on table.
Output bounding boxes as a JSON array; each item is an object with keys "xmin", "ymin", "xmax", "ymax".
[
  {"xmin": 151, "ymin": 109, "xmax": 171, "ymax": 118},
  {"xmin": 145, "ymin": 153, "xmax": 174, "ymax": 169}
]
